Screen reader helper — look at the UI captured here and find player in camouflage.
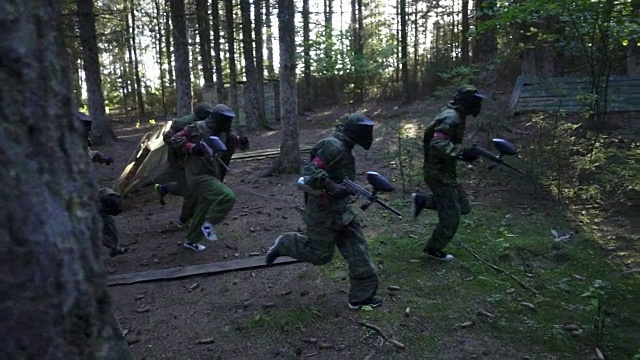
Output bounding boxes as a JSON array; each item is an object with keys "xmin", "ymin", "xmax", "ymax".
[
  {"xmin": 155, "ymin": 103, "xmax": 215, "ymax": 226},
  {"xmin": 169, "ymin": 104, "xmax": 237, "ymax": 251},
  {"xmin": 265, "ymin": 113, "xmax": 383, "ymax": 310},
  {"xmin": 411, "ymin": 85, "xmax": 483, "ymax": 261}
]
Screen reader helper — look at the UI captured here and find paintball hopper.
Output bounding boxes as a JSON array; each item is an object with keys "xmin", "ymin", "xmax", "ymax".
[
  {"xmin": 203, "ymin": 135, "xmax": 228, "ymax": 153},
  {"xmin": 365, "ymin": 171, "xmax": 394, "ymax": 193},
  {"xmin": 472, "ymin": 138, "xmax": 522, "ymax": 174}
]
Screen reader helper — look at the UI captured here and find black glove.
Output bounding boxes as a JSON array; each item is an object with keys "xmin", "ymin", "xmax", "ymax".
[
  {"xmin": 332, "ymin": 185, "xmax": 354, "ymax": 200},
  {"xmin": 239, "ymin": 136, "xmax": 250, "ymax": 151},
  {"xmin": 459, "ymin": 147, "xmax": 479, "ymax": 163},
  {"xmin": 191, "ymin": 143, "xmax": 206, "ymax": 156},
  {"xmin": 92, "ymin": 153, "xmax": 113, "ymax": 165},
  {"xmin": 103, "ymin": 156, "xmax": 114, "ymax": 166}
]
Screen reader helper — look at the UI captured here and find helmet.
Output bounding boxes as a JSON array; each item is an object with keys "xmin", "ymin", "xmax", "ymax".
[
  {"xmin": 205, "ymin": 104, "xmax": 236, "ymax": 133},
  {"xmin": 194, "ymin": 103, "xmax": 215, "ymax": 120},
  {"xmin": 453, "ymin": 85, "xmax": 484, "ymax": 117},
  {"xmin": 342, "ymin": 113, "xmax": 374, "ymax": 150}
]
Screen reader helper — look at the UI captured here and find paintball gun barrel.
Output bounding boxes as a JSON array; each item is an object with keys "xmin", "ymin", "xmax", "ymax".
[
  {"xmin": 200, "ymin": 136, "xmax": 231, "ymax": 172},
  {"xmin": 341, "ymin": 171, "xmax": 402, "ymax": 218}
]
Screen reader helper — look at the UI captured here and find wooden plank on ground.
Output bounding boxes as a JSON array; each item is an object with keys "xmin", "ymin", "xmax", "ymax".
[
  {"xmin": 107, "ymin": 256, "xmax": 300, "ymax": 286},
  {"xmin": 232, "ymin": 146, "xmax": 313, "ymax": 161}
]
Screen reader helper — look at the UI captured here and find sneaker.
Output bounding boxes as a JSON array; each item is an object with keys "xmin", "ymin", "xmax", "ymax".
[
  {"xmin": 154, "ymin": 184, "xmax": 169, "ymax": 205},
  {"xmin": 424, "ymin": 248, "xmax": 454, "ymax": 262},
  {"xmin": 109, "ymin": 247, "xmax": 128, "ymax": 257},
  {"xmin": 411, "ymin": 193, "xmax": 426, "ymax": 219},
  {"xmin": 265, "ymin": 235, "xmax": 283, "ymax": 265},
  {"xmin": 183, "ymin": 242, "xmax": 206, "ymax": 252},
  {"xmin": 201, "ymin": 221, "xmax": 217, "ymax": 241},
  {"xmin": 348, "ymin": 295, "xmax": 383, "ymax": 310}
]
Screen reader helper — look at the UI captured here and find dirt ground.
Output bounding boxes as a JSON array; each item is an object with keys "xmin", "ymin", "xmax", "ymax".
[{"xmin": 97, "ymin": 103, "xmax": 439, "ymax": 360}]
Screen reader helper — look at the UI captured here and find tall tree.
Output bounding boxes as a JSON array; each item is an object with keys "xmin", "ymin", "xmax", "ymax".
[
  {"xmin": 460, "ymin": 0, "xmax": 470, "ymax": 65},
  {"xmin": 77, "ymin": 0, "xmax": 115, "ymax": 145},
  {"xmin": 254, "ymin": 0, "xmax": 267, "ymax": 124},
  {"xmin": 240, "ymin": 0, "xmax": 259, "ymax": 130},
  {"xmin": 196, "ymin": 0, "xmax": 214, "ymax": 84},
  {"xmin": 164, "ymin": 0, "xmax": 174, "ymax": 87},
  {"xmin": 212, "ymin": 0, "xmax": 225, "ymax": 102},
  {"xmin": 129, "ymin": 0, "xmax": 146, "ymax": 117},
  {"xmin": 154, "ymin": 0, "xmax": 168, "ymax": 115},
  {"xmin": 265, "ymin": 0, "xmax": 275, "ymax": 79},
  {"xmin": 170, "ymin": 0, "xmax": 192, "ymax": 117},
  {"xmin": 323, "ymin": 0, "xmax": 335, "ymax": 102},
  {"xmin": 224, "ymin": 0, "xmax": 239, "ymax": 113},
  {"xmin": 399, "ymin": 0, "xmax": 409, "ymax": 102},
  {"xmin": 302, "ymin": 0, "xmax": 312, "ymax": 110},
  {"xmin": 276, "ymin": 0, "xmax": 300, "ymax": 173},
  {"xmin": 0, "ymin": 1, "xmax": 131, "ymax": 358}
]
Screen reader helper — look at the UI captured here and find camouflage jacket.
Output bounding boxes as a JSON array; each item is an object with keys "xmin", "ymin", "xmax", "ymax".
[
  {"xmin": 422, "ymin": 102, "xmax": 467, "ymax": 186},
  {"xmin": 170, "ymin": 121, "xmax": 236, "ymax": 185},
  {"xmin": 301, "ymin": 131, "xmax": 358, "ymax": 227}
]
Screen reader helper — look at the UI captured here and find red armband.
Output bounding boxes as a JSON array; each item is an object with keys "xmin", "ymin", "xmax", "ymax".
[
  {"xmin": 433, "ymin": 131, "xmax": 450, "ymax": 140},
  {"xmin": 310, "ymin": 156, "xmax": 327, "ymax": 169}
]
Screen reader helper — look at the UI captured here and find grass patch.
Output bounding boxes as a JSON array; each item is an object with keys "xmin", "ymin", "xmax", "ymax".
[
  {"xmin": 331, "ymin": 200, "xmax": 640, "ymax": 358},
  {"xmin": 237, "ymin": 306, "xmax": 324, "ymax": 334}
]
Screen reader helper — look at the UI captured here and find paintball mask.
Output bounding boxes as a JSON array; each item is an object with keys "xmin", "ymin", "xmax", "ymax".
[
  {"xmin": 205, "ymin": 104, "xmax": 236, "ymax": 134},
  {"xmin": 453, "ymin": 85, "xmax": 484, "ymax": 117},
  {"xmin": 194, "ymin": 103, "xmax": 215, "ymax": 120},
  {"xmin": 342, "ymin": 113, "xmax": 374, "ymax": 150}
]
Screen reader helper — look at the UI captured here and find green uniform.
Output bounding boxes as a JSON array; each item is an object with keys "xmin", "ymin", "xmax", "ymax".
[
  {"xmin": 171, "ymin": 121, "xmax": 236, "ymax": 244},
  {"xmin": 276, "ymin": 131, "xmax": 379, "ymax": 304},
  {"xmin": 421, "ymin": 103, "xmax": 471, "ymax": 251}
]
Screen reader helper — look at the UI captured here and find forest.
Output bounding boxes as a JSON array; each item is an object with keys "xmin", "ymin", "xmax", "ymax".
[{"xmin": 2, "ymin": 0, "xmax": 639, "ymax": 359}]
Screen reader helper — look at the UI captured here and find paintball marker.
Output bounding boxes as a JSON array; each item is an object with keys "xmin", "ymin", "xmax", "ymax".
[
  {"xmin": 470, "ymin": 138, "xmax": 522, "ymax": 174},
  {"xmin": 200, "ymin": 135, "xmax": 231, "ymax": 172},
  {"xmin": 341, "ymin": 171, "xmax": 403, "ymax": 218}
]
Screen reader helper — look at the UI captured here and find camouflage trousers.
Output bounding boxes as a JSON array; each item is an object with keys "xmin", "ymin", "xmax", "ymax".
[
  {"xmin": 276, "ymin": 220, "xmax": 378, "ymax": 304},
  {"xmin": 186, "ymin": 177, "xmax": 235, "ymax": 243},
  {"xmin": 417, "ymin": 182, "xmax": 470, "ymax": 251},
  {"xmin": 100, "ymin": 213, "xmax": 119, "ymax": 250}
]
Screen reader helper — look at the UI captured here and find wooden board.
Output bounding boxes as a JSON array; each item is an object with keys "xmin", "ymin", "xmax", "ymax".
[
  {"xmin": 232, "ymin": 146, "xmax": 313, "ymax": 161},
  {"xmin": 107, "ymin": 256, "xmax": 300, "ymax": 286}
]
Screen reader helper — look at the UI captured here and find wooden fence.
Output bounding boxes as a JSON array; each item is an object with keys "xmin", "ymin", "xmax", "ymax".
[{"xmin": 509, "ymin": 75, "xmax": 640, "ymax": 114}]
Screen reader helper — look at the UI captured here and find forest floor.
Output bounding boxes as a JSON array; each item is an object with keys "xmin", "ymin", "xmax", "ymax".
[{"xmin": 94, "ymin": 99, "xmax": 640, "ymax": 360}]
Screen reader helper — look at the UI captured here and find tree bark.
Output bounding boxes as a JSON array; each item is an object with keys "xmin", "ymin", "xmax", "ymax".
[
  {"xmin": 0, "ymin": 1, "xmax": 131, "ymax": 359},
  {"xmin": 129, "ymin": 0, "xmax": 146, "ymax": 117},
  {"xmin": 124, "ymin": 14, "xmax": 136, "ymax": 113},
  {"xmin": 77, "ymin": 0, "xmax": 115, "ymax": 145},
  {"xmin": 277, "ymin": 0, "xmax": 301, "ymax": 174},
  {"xmin": 212, "ymin": 0, "xmax": 226, "ymax": 102},
  {"xmin": 265, "ymin": 0, "xmax": 275, "ymax": 79},
  {"xmin": 323, "ymin": 0, "xmax": 336, "ymax": 102},
  {"xmin": 399, "ymin": 0, "xmax": 409, "ymax": 102},
  {"xmin": 240, "ymin": 0, "xmax": 259, "ymax": 130},
  {"xmin": 224, "ymin": 0, "xmax": 239, "ymax": 113},
  {"xmin": 170, "ymin": 0, "xmax": 192, "ymax": 117},
  {"xmin": 196, "ymin": 0, "xmax": 214, "ymax": 85}
]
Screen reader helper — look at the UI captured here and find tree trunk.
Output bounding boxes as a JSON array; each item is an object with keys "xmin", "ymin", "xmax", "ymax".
[
  {"xmin": 629, "ymin": 0, "xmax": 640, "ymax": 75},
  {"xmin": 196, "ymin": 0, "xmax": 214, "ymax": 85},
  {"xmin": 77, "ymin": 0, "xmax": 115, "ymax": 145},
  {"xmin": 0, "ymin": 2, "xmax": 131, "ymax": 359},
  {"xmin": 254, "ymin": 0, "xmax": 266, "ymax": 125},
  {"xmin": 129, "ymin": 0, "xmax": 146, "ymax": 117},
  {"xmin": 302, "ymin": 0, "xmax": 312, "ymax": 111},
  {"xmin": 170, "ymin": 0, "xmax": 192, "ymax": 117},
  {"xmin": 164, "ymin": 0, "xmax": 174, "ymax": 88},
  {"xmin": 265, "ymin": 0, "xmax": 275, "ymax": 79},
  {"xmin": 323, "ymin": 0, "xmax": 335, "ymax": 103},
  {"xmin": 277, "ymin": 0, "xmax": 301, "ymax": 174},
  {"xmin": 225, "ymin": 0, "xmax": 239, "ymax": 114},
  {"xmin": 125, "ymin": 14, "xmax": 136, "ymax": 113},
  {"xmin": 472, "ymin": 0, "xmax": 498, "ymax": 83},
  {"xmin": 399, "ymin": 0, "xmax": 409, "ymax": 102},
  {"xmin": 154, "ymin": 0, "xmax": 168, "ymax": 116},
  {"xmin": 240, "ymin": 0, "xmax": 259, "ymax": 130},
  {"xmin": 212, "ymin": 0, "xmax": 226, "ymax": 102},
  {"xmin": 461, "ymin": 0, "xmax": 470, "ymax": 65}
]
